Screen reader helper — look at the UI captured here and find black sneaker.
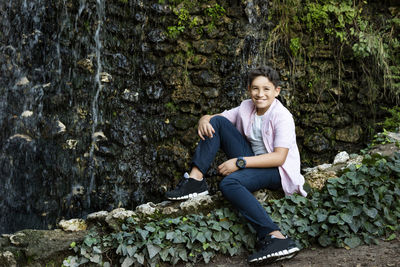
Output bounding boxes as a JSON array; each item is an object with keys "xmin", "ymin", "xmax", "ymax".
[
  {"xmin": 165, "ymin": 172, "xmax": 209, "ymax": 200},
  {"xmin": 247, "ymin": 235, "xmax": 300, "ymax": 264}
]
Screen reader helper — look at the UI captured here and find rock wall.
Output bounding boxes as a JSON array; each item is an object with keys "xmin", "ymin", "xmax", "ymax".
[{"xmin": 0, "ymin": 0, "xmax": 397, "ymax": 233}]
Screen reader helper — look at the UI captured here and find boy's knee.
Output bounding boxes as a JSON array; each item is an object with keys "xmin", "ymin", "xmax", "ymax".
[
  {"xmin": 219, "ymin": 175, "xmax": 238, "ymax": 192},
  {"xmin": 210, "ymin": 115, "xmax": 228, "ymax": 127}
]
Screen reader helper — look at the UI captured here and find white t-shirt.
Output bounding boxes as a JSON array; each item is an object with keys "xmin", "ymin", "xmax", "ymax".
[{"xmin": 248, "ymin": 114, "xmax": 268, "ymax": 155}]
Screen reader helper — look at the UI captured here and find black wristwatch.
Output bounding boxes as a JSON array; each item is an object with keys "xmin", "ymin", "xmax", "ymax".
[{"xmin": 236, "ymin": 157, "xmax": 246, "ymax": 169}]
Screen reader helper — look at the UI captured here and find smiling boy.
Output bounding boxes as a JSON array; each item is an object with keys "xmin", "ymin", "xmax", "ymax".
[{"xmin": 165, "ymin": 66, "xmax": 306, "ymax": 264}]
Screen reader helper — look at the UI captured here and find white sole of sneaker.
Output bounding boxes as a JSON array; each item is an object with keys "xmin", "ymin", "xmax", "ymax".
[
  {"xmin": 248, "ymin": 247, "xmax": 300, "ymax": 263},
  {"xmin": 167, "ymin": 190, "xmax": 209, "ymax": 200}
]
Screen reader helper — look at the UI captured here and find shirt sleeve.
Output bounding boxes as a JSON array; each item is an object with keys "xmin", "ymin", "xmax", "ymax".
[
  {"xmin": 221, "ymin": 106, "xmax": 239, "ymax": 126},
  {"xmin": 273, "ymin": 113, "xmax": 296, "ymax": 149}
]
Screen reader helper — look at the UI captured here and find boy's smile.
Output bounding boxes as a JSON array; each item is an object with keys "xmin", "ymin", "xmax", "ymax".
[{"xmin": 248, "ymin": 76, "xmax": 281, "ymax": 115}]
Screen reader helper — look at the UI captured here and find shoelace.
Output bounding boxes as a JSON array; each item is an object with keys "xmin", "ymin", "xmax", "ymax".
[
  {"xmin": 256, "ymin": 236, "xmax": 274, "ymax": 250},
  {"xmin": 175, "ymin": 176, "xmax": 189, "ymax": 189}
]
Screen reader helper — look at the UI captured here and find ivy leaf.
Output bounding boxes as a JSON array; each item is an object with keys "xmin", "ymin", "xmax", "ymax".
[
  {"xmin": 363, "ymin": 221, "xmax": 377, "ymax": 234},
  {"xmin": 90, "ymin": 254, "xmax": 101, "ymax": 264},
  {"xmin": 134, "ymin": 253, "xmax": 145, "ymax": 265},
  {"xmin": 147, "ymin": 244, "xmax": 161, "ymax": 259},
  {"xmin": 136, "ymin": 229, "xmax": 149, "ymax": 240},
  {"xmin": 317, "ymin": 212, "xmax": 328, "ymax": 222},
  {"xmin": 159, "ymin": 248, "xmax": 169, "ymax": 261},
  {"xmin": 204, "ymin": 229, "xmax": 213, "ymax": 241},
  {"xmin": 339, "ymin": 213, "xmax": 353, "ymax": 224},
  {"xmin": 363, "ymin": 207, "xmax": 378, "ymax": 219},
  {"xmin": 220, "ymin": 220, "xmax": 232, "ymax": 230},
  {"xmin": 178, "ymin": 248, "xmax": 187, "ymax": 261},
  {"xmin": 126, "ymin": 246, "xmax": 137, "ymax": 257},
  {"xmin": 121, "ymin": 256, "xmax": 134, "ymax": 267},
  {"xmin": 348, "ymin": 220, "xmax": 361, "ymax": 233},
  {"xmin": 84, "ymin": 237, "xmax": 97, "ymax": 247},
  {"xmin": 318, "ymin": 234, "xmax": 332, "ymax": 247},
  {"xmin": 344, "ymin": 236, "xmax": 361, "ymax": 248},
  {"xmin": 328, "ymin": 215, "xmax": 339, "ymax": 224},
  {"xmin": 210, "ymin": 222, "xmax": 222, "ymax": 231},
  {"xmin": 352, "ymin": 206, "xmax": 362, "ymax": 216},
  {"xmin": 145, "ymin": 225, "xmax": 156, "ymax": 232},
  {"xmin": 202, "ymin": 251, "xmax": 213, "ymax": 264},
  {"xmin": 386, "ymin": 233, "xmax": 396, "ymax": 241},
  {"xmin": 196, "ymin": 232, "xmax": 206, "ymax": 243}
]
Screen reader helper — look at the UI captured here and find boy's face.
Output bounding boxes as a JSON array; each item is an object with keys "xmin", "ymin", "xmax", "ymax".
[{"xmin": 248, "ymin": 75, "xmax": 281, "ymax": 115}]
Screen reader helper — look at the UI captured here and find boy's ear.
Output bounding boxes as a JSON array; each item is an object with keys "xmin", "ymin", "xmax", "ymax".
[{"xmin": 275, "ymin": 86, "xmax": 281, "ymax": 95}]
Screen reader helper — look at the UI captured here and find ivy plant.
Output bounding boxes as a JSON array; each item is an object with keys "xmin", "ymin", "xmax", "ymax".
[{"xmin": 63, "ymin": 152, "xmax": 400, "ymax": 266}]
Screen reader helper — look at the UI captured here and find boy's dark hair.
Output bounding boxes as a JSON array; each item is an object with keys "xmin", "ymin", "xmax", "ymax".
[{"xmin": 247, "ymin": 66, "xmax": 280, "ymax": 88}]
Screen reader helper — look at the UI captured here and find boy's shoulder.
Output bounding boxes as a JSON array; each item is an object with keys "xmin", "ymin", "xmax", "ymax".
[
  {"xmin": 237, "ymin": 99, "xmax": 255, "ymax": 111},
  {"xmin": 270, "ymin": 99, "xmax": 293, "ymax": 119}
]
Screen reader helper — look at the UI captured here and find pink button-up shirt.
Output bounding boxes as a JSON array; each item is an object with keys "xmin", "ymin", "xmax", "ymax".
[{"xmin": 221, "ymin": 98, "xmax": 307, "ymax": 197}]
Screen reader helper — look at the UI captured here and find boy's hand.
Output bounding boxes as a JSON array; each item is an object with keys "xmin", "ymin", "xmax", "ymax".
[
  {"xmin": 218, "ymin": 158, "xmax": 239, "ymax": 176},
  {"xmin": 198, "ymin": 116, "xmax": 215, "ymax": 140}
]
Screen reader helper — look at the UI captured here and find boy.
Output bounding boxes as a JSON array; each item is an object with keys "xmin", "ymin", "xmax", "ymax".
[{"xmin": 166, "ymin": 66, "xmax": 306, "ymax": 264}]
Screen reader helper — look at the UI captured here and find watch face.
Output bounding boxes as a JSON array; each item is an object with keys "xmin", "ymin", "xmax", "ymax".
[{"xmin": 237, "ymin": 159, "xmax": 245, "ymax": 168}]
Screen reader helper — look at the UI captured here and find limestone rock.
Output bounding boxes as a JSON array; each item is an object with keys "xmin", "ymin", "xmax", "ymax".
[
  {"xmin": 1, "ymin": 230, "xmax": 86, "ymax": 266},
  {"xmin": 105, "ymin": 208, "xmax": 136, "ymax": 231},
  {"xmin": 9, "ymin": 232, "xmax": 27, "ymax": 246},
  {"xmin": 318, "ymin": 163, "xmax": 332, "ymax": 171},
  {"xmin": 162, "ymin": 206, "xmax": 180, "ymax": 215},
  {"xmin": 21, "ymin": 110, "xmax": 33, "ymax": 117},
  {"xmin": 77, "ymin": 58, "xmax": 94, "ymax": 73},
  {"xmin": 336, "ymin": 125, "xmax": 362, "ymax": 143},
  {"xmin": 107, "ymin": 208, "xmax": 136, "ymax": 220},
  {"xmin": 136, "ymin": 202, "xmax": 157, "ymax": 216},
  {"xmin": 8, "ymin": 134, "xmax": 33, "ymax": 142},
  {"xmin": 122, "ymin": 89, "xmax": 139, "ymax": 103},
  {"xmin": 0, "ymin": 251, "xmax": 17, "ymax": 267},
  {"xmin": 369, "ymin": 143, "xmax": 400, "ymax": 158},
  {"xmin": 58, "ymin": 219, "xmax": 87, "ymax": 232},
  {"xmin": 386, "ymin": 131, "xmax": 400, "ymax": 142},
  {"xmin": 56, "ymin": 120, "xmax": 66, "ymax": 134},
  {"xmin": 305, "ymin": 170, "xmax": 338, "ymax": 190},
  {"xmin": 179, "ymin": 195, "xmax": 213, "ymax": 212},
  {"xmin": 100, "ymin": 72, "xmax": 112, "ymax": 83},
  {"xmin": 87, "ymin": 211, "xmax": 109, "ymax": 222},
  {"xmin": 16, "ymin": 77, "xmax": 29, "ymax": 86},
  {"xmin": 333, "ymin": 151, "xmax": 350, "ymax": 164}
]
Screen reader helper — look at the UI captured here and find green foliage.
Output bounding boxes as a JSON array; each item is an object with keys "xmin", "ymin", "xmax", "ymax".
[
  {"xmin": 165, "ymin": 1, "xmax": 226, "ymax": 38},
  {"xmin": 204, "ymin": 3, "xmax": 226, "ymax": 31},
  {"xmin": 269, "ymin": 152, "xmax": 400, "ymax": 249},
  {"xmin": 64, "ymin": 152, "xmax": 400, "ymax": 266},
  {"xmin": 268, "ymin": 0, "xmax": 400, "ymax": 104},
  {"xmin": 64, "ymin": 208, "xmax": 256, "ymax": 266},
  {"xmin": 379, "ymin": 106, "xmax": 400, "ymax": 132},
  {"xmin": 289, "ymin": 37, "xmax": 301, "ymax": 57}
]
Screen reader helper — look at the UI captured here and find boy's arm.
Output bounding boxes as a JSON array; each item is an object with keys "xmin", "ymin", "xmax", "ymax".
[
  {"xmin": 217, "ymin": 147, "xmax": 288, "ymax": 176},
  {"xmin": 244, "ymin": 147, "xmax": 289, "ymax": 167},
  {"xmin": 197, "ymin": 114, "xmax": 221, "ymax": 140}
]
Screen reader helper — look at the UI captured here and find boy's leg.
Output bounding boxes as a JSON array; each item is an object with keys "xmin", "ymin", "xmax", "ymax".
[
  {"xmin": 219, "ymin": 167, "xmax": 282, "ymax": 238},
  {"xmin": 166, "ymin": 116, "xmax": 253, "ymax": 200},
  {"xmin": 192, "ymin": 116, "xmax": 254, "ymax": 176},
  {"xmin": 220, "ymin": 168, "xmax": 300, "ymax": 263}
]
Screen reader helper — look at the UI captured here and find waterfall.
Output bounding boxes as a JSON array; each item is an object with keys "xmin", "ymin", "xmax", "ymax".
[
  {"xmin": 88, "ymin": 0, "xmax": 105, "ymax": 208},
  {"xmin": 0, "ymin": 0, "xmax": 274, "ymax": 234}
]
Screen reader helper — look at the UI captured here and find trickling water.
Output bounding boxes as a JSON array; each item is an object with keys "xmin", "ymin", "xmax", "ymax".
[
  {"xmin": 0, "ymin": 0, "xmax": 275, "ymax": 234},
  {"xmin": 87, "ymin": 0, "xmax": 105, "ymax": 207}
]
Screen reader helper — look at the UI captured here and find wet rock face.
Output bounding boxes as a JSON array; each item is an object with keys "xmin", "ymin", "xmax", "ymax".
[
  {"xmin": 0, "ymin": 0, "xmax": 394, "ymax": 234},
  {"xmin": 0, "ymin": 0, "xmax": 269, "ymax": 233}
]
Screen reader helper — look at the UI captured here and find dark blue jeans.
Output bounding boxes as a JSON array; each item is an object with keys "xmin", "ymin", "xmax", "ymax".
[{"xmin": 192, "ymin": 116, "xmax": 282, "ymax": 237}]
